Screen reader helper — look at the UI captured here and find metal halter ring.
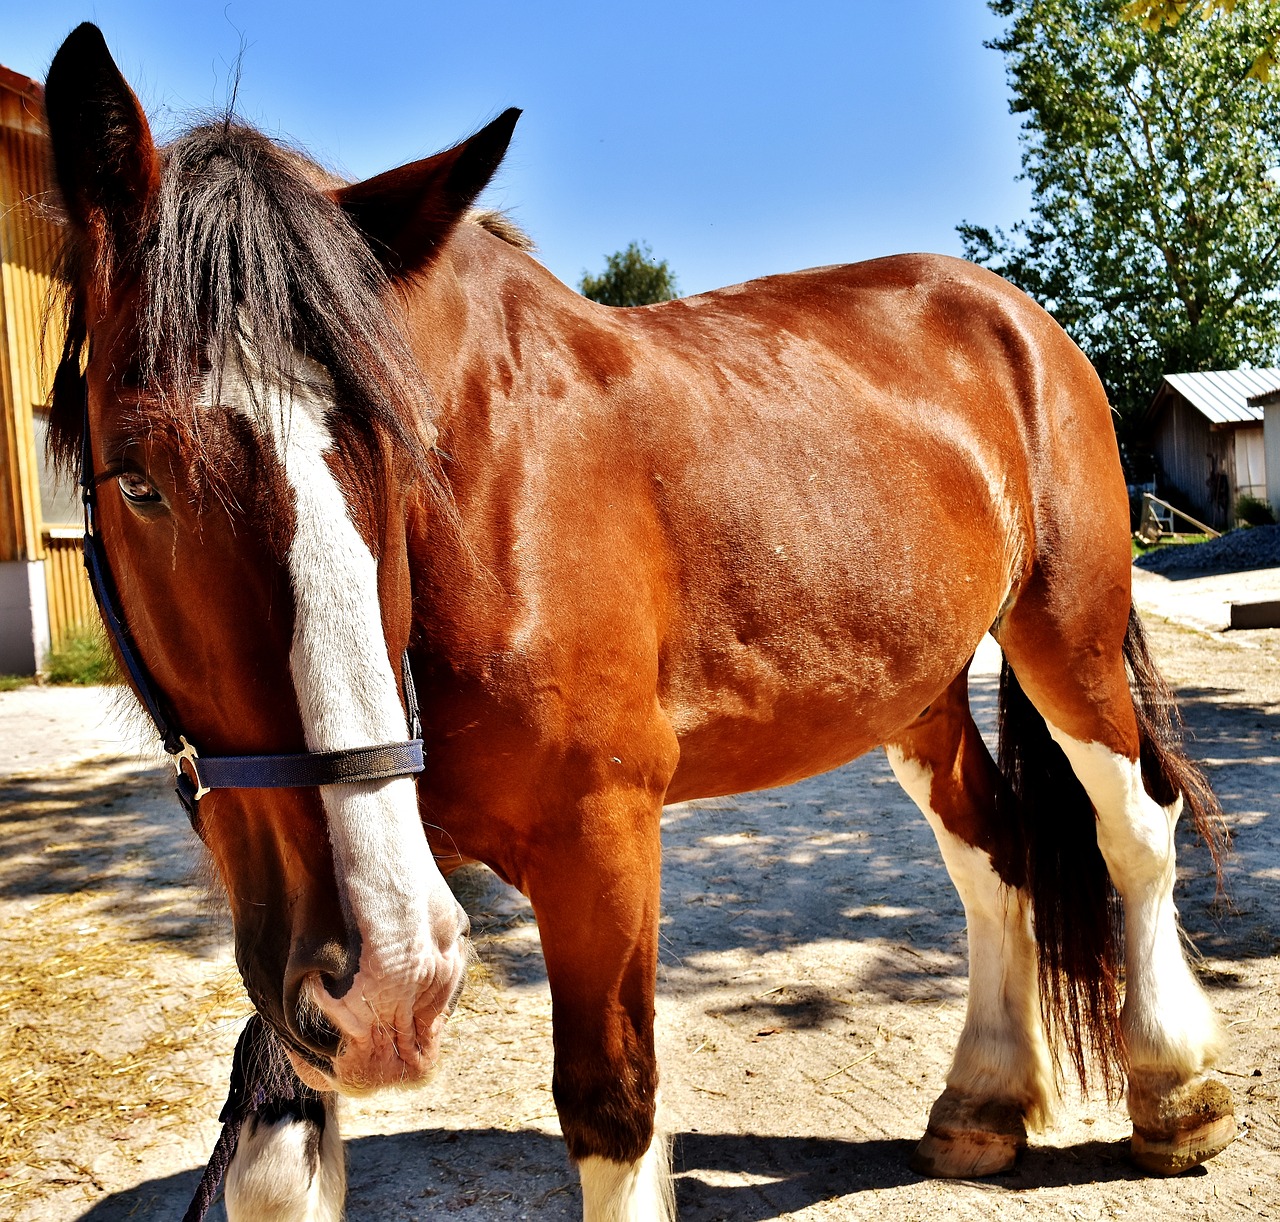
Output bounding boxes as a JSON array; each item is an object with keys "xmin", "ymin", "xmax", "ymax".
[{"xmin": 172, "ymin": 736, "xmax": 211, "ymax": 802}]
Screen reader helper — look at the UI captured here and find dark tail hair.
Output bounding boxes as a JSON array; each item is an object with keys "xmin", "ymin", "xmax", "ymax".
[
  {"xmin": 995, "ymin": 606, "xmax": 1224, "ymax": 1097},
  {"xmin": 1122, "ymin": 607, "xmax": 1227, "ymax": 870},
  {"xmin": 997, "ymin": 660, "xmax": 1125, "ymax": 1095}
]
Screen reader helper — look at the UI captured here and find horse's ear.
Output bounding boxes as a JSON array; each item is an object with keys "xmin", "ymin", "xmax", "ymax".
[
  {"xmin": 44, "ymin": 23, "xmax": 160, "ymax": 281},
  {"xmin": 334, "ymin": 108, "xmax": 520, "ymax": 276}
]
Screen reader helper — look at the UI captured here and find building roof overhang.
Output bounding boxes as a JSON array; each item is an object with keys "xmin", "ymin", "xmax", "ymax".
[{"xmin": 1146, "ymin": 368, "xmax": 1280, "ymax": 430}]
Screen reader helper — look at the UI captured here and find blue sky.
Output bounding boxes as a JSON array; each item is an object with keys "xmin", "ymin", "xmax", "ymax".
[{"xmin": 8, "ymin": 2, "xmax": 1032, "ymax": 296}]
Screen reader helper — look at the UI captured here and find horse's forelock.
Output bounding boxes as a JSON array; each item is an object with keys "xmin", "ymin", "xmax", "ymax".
[
  {"xmin": 50, "ymin": 120, "xmax": 438, "ymax": 498},
  {"xmin": 46, "ymin": 276, "xmax": 88, "ymax": 481},
  {"xmin": 146, "ymin": 124, "xmax": 432, "ymax": 458}
]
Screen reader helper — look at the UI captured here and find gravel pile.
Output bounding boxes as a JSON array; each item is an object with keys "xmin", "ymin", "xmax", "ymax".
[{"xmin": 1134, "ymin": 525, "xmax": 1280, "ymax": 576}]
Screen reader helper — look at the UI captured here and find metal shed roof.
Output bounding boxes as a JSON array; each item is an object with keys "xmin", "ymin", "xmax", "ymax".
[{"xmin": 1159, "ymin": 368, "xmax": 1280, "ymax": 425}]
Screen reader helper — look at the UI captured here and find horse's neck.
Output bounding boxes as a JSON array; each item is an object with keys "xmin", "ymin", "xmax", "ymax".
[
  {"xmin": 400, "ymin": 223, "xmax": 610, "ymax": 563},
  {"xmin": 409, "ymin": 224, "xmax": 602, "ymax": 420}
]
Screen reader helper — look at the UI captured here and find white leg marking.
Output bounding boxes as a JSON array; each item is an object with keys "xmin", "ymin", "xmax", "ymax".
[
  {"xmin": 213, "ymin": 352, "xmax": 466, "ymax": 1080},
  {"xmin": 578, "ymin": 1132, "xmax": 675, "ymax": 1222},
  {"xmin": 225, "ymin": 1096, "xmax": 345, "ymax": 1222},
  {"xmin": 1043, "ymin": 723, "xmax": 1221, "ymax": 1078},
  {"xmin": 886, "ymin": 746, "xmax": 1054, "ymax": 1126}
]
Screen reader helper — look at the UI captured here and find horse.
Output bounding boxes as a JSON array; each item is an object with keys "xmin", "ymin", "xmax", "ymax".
[{"xmin": 43, "ymin": 22, "xmax": 1234, "ymax": 1221}]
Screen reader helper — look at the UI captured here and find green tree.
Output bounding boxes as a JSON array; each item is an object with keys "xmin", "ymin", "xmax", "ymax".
[
  {"xmin": 1121, "ymin": 1, "xmax": 1278, "ymax": 79},
  {"xmin": 579, "ymin": 242, "xmax": 679, "ymax": 306},
  {"xmin": 959, "ymin": 0, "xmax": 1280, "ymax": 463}
]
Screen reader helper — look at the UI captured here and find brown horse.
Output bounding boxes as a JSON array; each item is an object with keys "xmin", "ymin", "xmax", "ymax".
[{"xmin": 45, "ymin": 22, "xmax": 1233, "ymax": 1221}]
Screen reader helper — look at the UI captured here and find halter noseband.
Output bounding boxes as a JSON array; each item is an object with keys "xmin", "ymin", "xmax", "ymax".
[{"xmin": 78, "ymin": 379, "xmax": 425, "ymax": 827}]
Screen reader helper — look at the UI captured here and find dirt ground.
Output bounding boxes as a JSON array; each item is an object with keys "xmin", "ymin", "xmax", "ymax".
[{"xmin": 0, "ymin": 575, "xmax": 1277, "ymax": 1221}]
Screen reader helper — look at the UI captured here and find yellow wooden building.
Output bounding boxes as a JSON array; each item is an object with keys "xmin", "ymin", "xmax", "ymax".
[{"xmin": 0, "ymin": 63, "xmax": 92, "ymax": 674}]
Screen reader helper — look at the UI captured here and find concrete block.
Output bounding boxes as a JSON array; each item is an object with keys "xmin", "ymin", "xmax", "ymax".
[{"xmin": 1229, "ymin": 600, "xmax": 1280, "ymax": 630}]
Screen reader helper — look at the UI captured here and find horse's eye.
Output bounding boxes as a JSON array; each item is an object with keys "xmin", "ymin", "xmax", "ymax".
[{"xmin": 118, "ymin": 471, "xmax": 162, "ymax": 504}]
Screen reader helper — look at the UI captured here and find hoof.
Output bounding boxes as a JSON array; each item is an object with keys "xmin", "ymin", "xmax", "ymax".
[
  {"xmin": 910, "ymin": 1089, "xmax": 1026, "ymax": 1178},
  {"xmin": 1130, "ymin": 1078, "xmax": 1236, "ymax": 1176},
  {"xmin": 910, "ymin": 1128, "xmax": 1023, "ymax": 1178}
]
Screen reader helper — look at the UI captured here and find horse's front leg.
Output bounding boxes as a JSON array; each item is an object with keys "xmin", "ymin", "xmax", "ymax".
[
  {"xmin": 220, "ymin": 1019, "xmax": 346, "ymax": 1222},
  {"xmin": 524, "ymin": 780, "xmax": 676, "ymax": 1222},
  {"xmin": 224, "ymin": 1090, "xmax": 344, "ymax": 1222}
]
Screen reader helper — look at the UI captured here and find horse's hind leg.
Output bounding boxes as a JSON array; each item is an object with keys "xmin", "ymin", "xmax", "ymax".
[
  {"xmin": 1000, "ymin": 592, "xmax": 1235, "ymax": 1175},
  {"xmin": 885, "ymin": 664, "xmax": 1054, "ymax": 1178}
]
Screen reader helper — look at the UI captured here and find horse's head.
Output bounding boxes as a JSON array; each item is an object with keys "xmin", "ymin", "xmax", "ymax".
[{"xmin": 44, "ymin": 24, "xmax": 517, "ymax": 1092}]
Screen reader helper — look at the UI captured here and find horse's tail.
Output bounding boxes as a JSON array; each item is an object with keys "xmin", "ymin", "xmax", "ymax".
[
  {"xmin": 995, "ymin": 606, "xmax": 1224, "ymax": 1096},
  {"xmin": 1121, "ymin": 607, "xmax": 1226, "ymax": 871},
  {"xmin": 996, "ymin": 657, "xmax": 1125, "ymax": 1095}
]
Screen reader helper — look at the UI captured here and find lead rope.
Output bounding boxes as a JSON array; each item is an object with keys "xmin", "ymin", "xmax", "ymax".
[
  {"xmin": 180, "ymin": 1016, "xmax": 269, "ymax": 1222},
  {"xmin": 182, "ymin": 1014, "xmax": 335, "ymax": 1222}
]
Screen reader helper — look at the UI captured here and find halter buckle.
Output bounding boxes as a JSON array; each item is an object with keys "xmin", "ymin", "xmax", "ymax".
[{"xmin": 172, "ymin": 735, "xmax": 211, "ymax": 802}]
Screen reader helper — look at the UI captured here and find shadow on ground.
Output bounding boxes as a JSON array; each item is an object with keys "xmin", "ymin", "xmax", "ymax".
[
  {"xmin": 4, "ymin": 664, "xmax": 1269, "ymax": 994},
  {"xmin": 0, "ymin": 763, "xmax": 223, "ymax": 951},
  {"xmin": 74, "ymin": 1127, "xmax": 1179, "ymax": 1221},
  {"xmin": 1171, "ymin": 691, "xmax": 1280, "ymax": 966}
]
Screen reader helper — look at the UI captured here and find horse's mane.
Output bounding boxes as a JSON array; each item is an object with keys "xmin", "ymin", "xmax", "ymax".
[
  {"xmin": 468, "ymin": 208, "xmax": 535, "ymax": 251},
  {"xmin": 49, "ymin": 119, "xmax": 454, "ymax": 481}
]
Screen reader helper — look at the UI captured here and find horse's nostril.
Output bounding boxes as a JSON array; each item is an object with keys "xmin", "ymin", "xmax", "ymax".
[
  {"xmin": 294, "ymin": 995, "xmax": 341, "ymax": 1055},
  {"xmin": 284, "ymin": 939, "xmax": 354, "ymax": 1059},
  {"xmin": 287, "ymin": 936, "xmax": 359, "ymax": 1001}
]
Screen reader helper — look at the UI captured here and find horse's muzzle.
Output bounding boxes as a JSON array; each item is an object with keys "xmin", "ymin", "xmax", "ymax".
[{"xmin": 278, "ymin": 908, "xmax": 471, "ymax": 1094}]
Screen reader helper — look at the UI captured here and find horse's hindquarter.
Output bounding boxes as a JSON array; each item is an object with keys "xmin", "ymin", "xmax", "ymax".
[{"xmin": 415, "ymin": 243, "xmax": 1095, "ymax": 819}]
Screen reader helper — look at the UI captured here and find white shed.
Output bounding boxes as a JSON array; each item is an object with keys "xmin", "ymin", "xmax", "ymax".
[
  {"xmin": 1146, "ymin": 368, "xmax": 1276, "ymax": 529},
  {"xmin": 1251, "ymin": 386, "xmax": 1280, "ymax": 515}
]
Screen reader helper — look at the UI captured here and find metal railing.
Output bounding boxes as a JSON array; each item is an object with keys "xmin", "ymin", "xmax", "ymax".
[{"xmin": 1136, "ymin": 493, "xmax": 1221, "ymax": 544}]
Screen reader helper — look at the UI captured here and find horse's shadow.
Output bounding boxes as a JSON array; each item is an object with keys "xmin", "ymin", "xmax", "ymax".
[{"xmin": 73, "ymin": 1128, "xmax": 1170, "ymax": 1220}]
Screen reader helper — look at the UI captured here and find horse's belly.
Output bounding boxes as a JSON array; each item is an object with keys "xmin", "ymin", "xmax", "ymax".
[
  {"xmin": 661, "ymin": 623, "xmax": 983, "ymax": 803},
  {"xmin": 650, "ymin": 383, "xmax": 1021, "ymax": 803},
  {"xmin": 664, "ymin": 705, "xmax": 881, "ymax": 803}
]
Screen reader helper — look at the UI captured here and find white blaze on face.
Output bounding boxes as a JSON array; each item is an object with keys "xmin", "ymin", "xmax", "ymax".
[{"xmin": 211, "ymin": 351, "xmax": 466, "ymax": 1083}]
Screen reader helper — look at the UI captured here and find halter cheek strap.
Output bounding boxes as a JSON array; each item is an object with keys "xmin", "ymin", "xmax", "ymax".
[{"xmin": 78, "ymin": 380, "xmax": 424, "ymax": 828}]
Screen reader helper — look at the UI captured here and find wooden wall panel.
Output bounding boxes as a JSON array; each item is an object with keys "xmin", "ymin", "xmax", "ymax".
[
  {"xmin": 41, "ymin": 528, "xmax": 94, "ymax": 650},
  {"xmin": 0, "ymin": 72, "xmax": 60, "ymax": 564}
]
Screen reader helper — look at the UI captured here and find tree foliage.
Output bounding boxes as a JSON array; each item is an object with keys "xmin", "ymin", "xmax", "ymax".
[
  {"xmin": 579, "ymin": 242, "xmax": 679, "ymax": 307},
  {"xmin": 960, "ymin": 0, "xmax": 1280, "ymax": 458},
  {"xmin": 1121, "ymin": 1, "xmax": 1278, "ymax": 78}
]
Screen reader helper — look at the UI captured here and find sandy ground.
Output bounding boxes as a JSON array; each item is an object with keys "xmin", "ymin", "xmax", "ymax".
[
  {"xmin": 1, "ymin": 568, "xmax": 1277, "ymax": 1221},
  {"xmin": 1132, "ymin": 565, "xmax": 1280, "ymax": 635}
]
